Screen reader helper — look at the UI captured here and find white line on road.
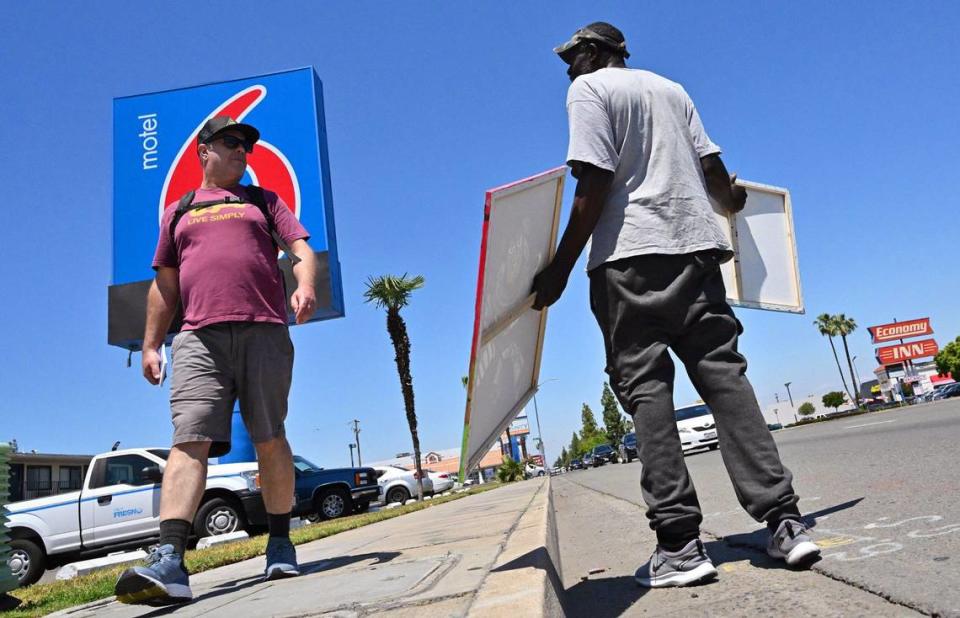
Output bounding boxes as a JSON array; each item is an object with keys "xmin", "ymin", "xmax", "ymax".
[{"xmin": 844, "ymin": 420, "xmax": 898, "ymax": 429}]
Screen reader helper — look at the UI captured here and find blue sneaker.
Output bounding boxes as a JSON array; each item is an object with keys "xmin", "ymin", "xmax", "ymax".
[
  {"xmin": 265, "ymin": 537, "xmax": 300, "ymax": 580},
  {"xmin": 115, "ymin": 544, "xmax": 192, "ymax": 605}
]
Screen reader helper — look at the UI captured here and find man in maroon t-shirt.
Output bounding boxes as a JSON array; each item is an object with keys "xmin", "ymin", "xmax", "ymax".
[{"xmin": 115, "ymin": 116, "xmax": 317, "ymax": 605}]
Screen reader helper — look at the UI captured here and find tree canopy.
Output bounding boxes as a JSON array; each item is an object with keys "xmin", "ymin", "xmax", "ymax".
[
  {"xmin": 822, "ymin": 391, "xmax": 847, "ymax": 411},
  {"xmin": 601, "ymin": 383, "xmax": 629, "ymax": 446},
  {"xmin": 935, "ymin": 336, "xmax": 960, "ymax": 381},
  {"xmin": 798, "ymin": 402, "xmax": 816, "ymax": 417}
]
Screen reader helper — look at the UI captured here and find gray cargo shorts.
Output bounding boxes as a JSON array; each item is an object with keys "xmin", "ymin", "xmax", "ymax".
[{"xmin": 170, "ymin": 322, "xmax": 293, "ymax": 457}]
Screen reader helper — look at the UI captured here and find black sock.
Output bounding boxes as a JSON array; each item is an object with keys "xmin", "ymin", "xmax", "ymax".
[
  {"xmin": 159, "ymin": 519, "xmax": 192, "ymax": 557},
  {"xmin": 268, "ymin": 512, "xmax": 291, "ymax": 539},
  {"xmin": 657, "ymin": 529, "xmax": 698, "ymax": 553}
]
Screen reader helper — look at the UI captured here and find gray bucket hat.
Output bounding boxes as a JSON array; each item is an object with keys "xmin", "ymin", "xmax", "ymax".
[{"xmin": 554, "ymin": 22, "xmax": 630, "ymax": 63}]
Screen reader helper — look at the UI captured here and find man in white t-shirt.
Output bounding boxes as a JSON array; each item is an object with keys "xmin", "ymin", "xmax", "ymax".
[{"xmin": 533, "ymin": 22, "xmax": 821, "ymax": 587}]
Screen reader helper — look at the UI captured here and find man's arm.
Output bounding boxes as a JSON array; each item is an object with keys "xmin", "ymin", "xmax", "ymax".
[
  {"xmin": 701, "ymin": 153, "xmax": 747, "ymax": 213},
  {"xmin": 531, "ymin": 163, "xmax": 614, "ymax": 310},
  {"xmin": 142, "ymin": 266, "xmax": 180, "ymax": 384},
  {"xmin": 288, "ymin": 238, "xmax": 318, "ymax": 324}
]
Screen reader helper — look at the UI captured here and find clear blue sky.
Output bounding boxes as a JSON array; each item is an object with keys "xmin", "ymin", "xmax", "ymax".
[{"xmin": 2, "ymin": 2, "xmax": 958, "ymax": 468}]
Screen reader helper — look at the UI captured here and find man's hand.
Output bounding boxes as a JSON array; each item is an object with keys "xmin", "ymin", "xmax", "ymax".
[
  {"xmin": 291, "ymin": 285, "xmax": 317, "ymax": 324},
  {"xmin": 532, "ymin": 261, "xmax": 570, "ymax": 310},
  {"xmin": 728, "ymin": 173, "xmax": 747, "ymax": 213},
  {"xmin": 142, "ymin": 347, "xmax": 162, "ymax": 385}
]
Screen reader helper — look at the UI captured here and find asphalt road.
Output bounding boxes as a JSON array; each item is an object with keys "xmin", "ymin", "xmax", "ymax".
[{"xmin": 556, "ymin": 398, "xmax": 960, "ymax": 617}]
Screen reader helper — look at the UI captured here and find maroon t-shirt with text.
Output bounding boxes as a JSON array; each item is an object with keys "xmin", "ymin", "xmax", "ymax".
[{"xmin": 152, "ymin": 185, "xmax": 309, "ymax": 331}]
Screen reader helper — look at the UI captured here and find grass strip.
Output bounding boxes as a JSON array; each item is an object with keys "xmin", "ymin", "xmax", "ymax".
[{"xmin": 4, "ymin": 482, "xmax": 503, "ymax": 618}]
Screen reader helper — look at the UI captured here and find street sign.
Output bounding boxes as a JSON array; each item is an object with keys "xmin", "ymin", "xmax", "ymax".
[
  {"xmin": 109, "ymin": 67, "xmax": 344, "ymax": 350},
  {"xmin": 876, "ymin": 338, "xmax": 939, "ymax": 365},
  {"xmin": 868, "ymin": 318, "xmax": 933, "ymax": 344}
]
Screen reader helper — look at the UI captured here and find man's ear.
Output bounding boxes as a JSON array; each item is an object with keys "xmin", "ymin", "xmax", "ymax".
[{"xmin": 197, "ymin": 143, "xmax": 208, "ymax": 162}]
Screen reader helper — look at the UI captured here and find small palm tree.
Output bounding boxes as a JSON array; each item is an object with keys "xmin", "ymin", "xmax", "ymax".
[
  {"xmin": 833, "ymin": 313, "xmax": 861, "ymax": 408},
  {"xmin": 496, "ymin": 455, "xmax": 525, "ymax": 483},
  {"xmin": 814, "ymin": 313, "xmax": 854, "ymax": 402},
  {"xmin": 364, "ymin": 274, "xmax": 426, "ymax": 500}
]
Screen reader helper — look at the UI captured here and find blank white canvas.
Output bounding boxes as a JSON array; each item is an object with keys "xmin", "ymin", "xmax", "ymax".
[
  {"xmin": 714, "ymin": 180, "xmax": 803, "ymax": 313},
  {"xmin": 461, "ymin": 168, "xmax": 564, "ymax": 474}
]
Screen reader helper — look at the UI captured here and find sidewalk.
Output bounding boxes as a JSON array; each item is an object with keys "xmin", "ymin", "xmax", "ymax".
[
  {"xmin": 552, "ymin": 475, "xmax": 923, "ymax": 617},
  {"xmin": 52, "ymin": 478, "xmax": 561, "ymax": 617}
]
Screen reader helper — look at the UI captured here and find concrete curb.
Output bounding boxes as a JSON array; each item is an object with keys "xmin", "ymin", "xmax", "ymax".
[
  {"xmin": 55, "ymin": 550, "xmax": 148, "ymax": 580},
  {"xmin": 469, "ymin": 478, "xmax": 566, "ymax": 616}
]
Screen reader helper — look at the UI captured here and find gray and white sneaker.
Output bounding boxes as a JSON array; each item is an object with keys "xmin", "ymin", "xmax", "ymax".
[
  {"xmin": 635, "ymin": 538, "xmax": 718, "ymax": 588},
  {"xmin": 767, "ymin": 519, "xmax": 821, "ymax": 566}
]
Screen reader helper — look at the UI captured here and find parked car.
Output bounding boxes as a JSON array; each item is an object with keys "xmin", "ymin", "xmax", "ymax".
[
  {"xmin": 581, "ymin": 452, "xmax": 596, "ymax": 467},
  {"xmin": 525, "ymin": 463, "xmax": 546, "ymax": 478},
  {"xmin": 590, "ymin": 444, "xmax": 618, "ymax": 467},
  {"xmin": 5, "ymin": 448, "xmax": 263, "ymax": 587},
  {"xmin": 767, "ymin": 423, "xmax": 783, "ymax": 431},
  {"xmin": 426, "ymin": 470, "xmax": 455, "ymax": 493},
  {"xmin": 675, "ymin": 403, "xmax": 719, "ymax": 453},
  {"xmin": 619, "ymin": 432, "xmax": 638, "ymax": 463},
  {"xmin": 374, "ymin": 465, "xmax": 434, "ymax": 504},
  {"xmin": 291, "ymin": 456, "xmax": 380, "ymax": 521},
  {"xmin": 569, "ymin": 458, "xmax": 583, "ymax": 470},
  {"xmin": 941, "ymin": 383, "xmax": 960, "ymax": 399}
]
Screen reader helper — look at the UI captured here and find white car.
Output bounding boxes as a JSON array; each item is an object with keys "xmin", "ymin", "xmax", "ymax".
[
  {"xmin": 426, "ymin": 470, "xmax": 455, "ymax": 493},
  {"xmin": 373, "ymin": 466, "xmax": 434, "ymax": 504},
  {"xmin": 524, "ymin": 463, "xmax": 546, "ymax": 478},
  {"xmin": 675, "ymin": 403, "xmax": 719, "ymax": 453}
]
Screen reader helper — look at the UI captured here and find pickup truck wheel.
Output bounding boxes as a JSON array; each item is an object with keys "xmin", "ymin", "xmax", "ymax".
[
  {"xmin": 195, "ymin": 497, "xmax": 245, "ymax": 537},
  {"xmin": 316, "ymin": 488, "xmax": 352, "ymax": 520},
  {"xmin": 10, "ymin": 538, "xmax": 44, "ymax": 587},
  {"xmin": 385, "ymin": 486, "xmax": 410, "ymax": 505}
]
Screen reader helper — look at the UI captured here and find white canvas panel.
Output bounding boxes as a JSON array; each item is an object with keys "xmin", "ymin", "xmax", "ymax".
[
  {"xmin": 466, "ymin": 311, "xmax": 542, "ymax": 466},
  {"xmin": 460, "ymin": 168, "xmax": 565, "ymax": 476},
  {"xmin": 713, "ymin": 180, "xmax": 803, "ymax": 313},
  {"xmin": 480, "ymin": 179, "xmax": 561, "ymax": 333}
]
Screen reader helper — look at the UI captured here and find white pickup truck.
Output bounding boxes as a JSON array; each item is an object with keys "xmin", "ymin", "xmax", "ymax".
[{"xmin": 5, "ymin": 447, "xmax": 265, "ymax": 587}]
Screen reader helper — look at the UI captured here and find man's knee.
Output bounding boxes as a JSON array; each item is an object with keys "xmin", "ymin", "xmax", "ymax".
[
  {"xmin": 171, "ymin": 441, "xmax": 212, "ymax": 461},
  {"xmin": 254, "ymin": 435, "xmax": 290, "ymax": 457}
]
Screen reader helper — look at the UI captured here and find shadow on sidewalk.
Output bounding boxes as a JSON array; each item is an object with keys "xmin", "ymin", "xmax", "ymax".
[
  {"xmin": 134, "ymin": 551, "xmax": 401, "ymax": 617},
  {"xmin": 711, "ymin": 497, "xmax": 863, "ymax": 571},
  {"xmin": 564, "ymin": 575, "xmax": 650, "ymax": 617}
]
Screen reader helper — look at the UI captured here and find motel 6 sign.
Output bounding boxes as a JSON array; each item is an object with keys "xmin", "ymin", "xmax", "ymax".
[{"xmin": 109, "ymin": 68, "xmax": 344, "ymax": 350}]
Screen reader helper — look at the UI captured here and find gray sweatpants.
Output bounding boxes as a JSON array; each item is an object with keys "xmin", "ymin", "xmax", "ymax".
[{"xmin": 589, "ymin": 250, "xmax": 801, "ymax": 546}]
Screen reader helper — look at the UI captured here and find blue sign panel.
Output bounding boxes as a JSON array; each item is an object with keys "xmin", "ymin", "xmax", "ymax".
[{"xmin": 109, "ymin": 67, "xmax": 343, "ymax": 349}]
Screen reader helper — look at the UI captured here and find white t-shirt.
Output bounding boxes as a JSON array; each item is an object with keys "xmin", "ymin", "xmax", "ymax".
[{"xmin": 566, "ymin": 68, "xmax": 731, "ymax": 271}]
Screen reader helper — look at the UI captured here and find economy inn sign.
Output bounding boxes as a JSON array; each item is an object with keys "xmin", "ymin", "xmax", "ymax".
[{"xmin": 869, "ymin": 317, "xmax": 938, "ymax": 366}]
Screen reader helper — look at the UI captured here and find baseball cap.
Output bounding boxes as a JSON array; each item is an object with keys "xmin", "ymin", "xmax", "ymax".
[
  {"xmin": 554, "ymin": 22, "xmax": 630, "ymax": 63},
  {"xmin": 197, "ymin": 116, "xmax": 260, "ymax": 146}
]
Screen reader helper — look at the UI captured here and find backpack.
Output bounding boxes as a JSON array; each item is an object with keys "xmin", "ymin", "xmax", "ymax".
[{"xmin": 169, "ymin": 184, "xmax": 301, "ymax": 265}]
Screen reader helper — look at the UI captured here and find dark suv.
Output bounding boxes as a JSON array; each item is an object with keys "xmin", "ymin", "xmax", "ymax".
[
  {"xmin": 619, "ymin": 432, "xmax": 638, "ymax": 463},
  {"xmin": 590, "ymin": 444, "xmax": 618, "ymax": 467}
]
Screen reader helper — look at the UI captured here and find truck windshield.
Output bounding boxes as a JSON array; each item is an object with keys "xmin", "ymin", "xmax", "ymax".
[
  {"xmin": 293, "ymin": 456, "xmax": 322, "ymax": 472},
  {"xmin": 147, "ymin": 449, "xmax": 170, "ymax": 460},
  {"xmin": 675, "ymin": 405, "xmax": 711, "ymax": 421}
]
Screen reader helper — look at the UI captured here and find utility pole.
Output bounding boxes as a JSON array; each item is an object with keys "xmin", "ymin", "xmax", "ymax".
[
  {"xmin": 348, "ymin": 443, "xmax": 356, "ymax": 467},
  {"xmin": 351, "ymin": 419, "xmax": 362, "ymax": 466},
  {"xmin": 784, "ymin": 382, "xmax": 795, "ymax": 408}
]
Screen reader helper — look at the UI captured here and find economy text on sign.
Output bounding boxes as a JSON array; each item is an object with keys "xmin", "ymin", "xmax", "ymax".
[
  {"xmin": 875, "ymin": 338, "xmax": 939, "ymax": 365},
  {"xmin": 868, "ymin": 318, "xmax": 932, "ymax": 344}
]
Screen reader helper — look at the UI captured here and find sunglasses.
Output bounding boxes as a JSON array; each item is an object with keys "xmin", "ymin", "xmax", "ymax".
[{"xmin": 213, "ymin": 135, "xmax": 254, "ymax": 153}]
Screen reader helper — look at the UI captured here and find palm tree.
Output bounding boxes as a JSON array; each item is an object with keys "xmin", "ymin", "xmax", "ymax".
[
  {"xmin": 814, "ymin": 313, "xmax": 854, "ymax": 402},
  {"xmin": 364, "ymin": 274, "xmax": 426, "ymax": 500},
  {"xmin": 833, "ymin": 313, "xmax": 861, "ymax": 408}
]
